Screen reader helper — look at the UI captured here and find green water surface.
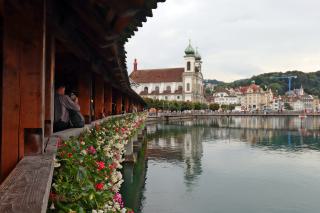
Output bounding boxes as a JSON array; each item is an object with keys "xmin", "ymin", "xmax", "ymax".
[{"xmin": 121, "ymin": 116, "xmax": 320, "ymax": 213}]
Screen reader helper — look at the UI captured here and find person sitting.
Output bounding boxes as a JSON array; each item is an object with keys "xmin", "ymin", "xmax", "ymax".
[{"xmin": 54, "ymin": 84, "xmax": 84, "ymax": 132}]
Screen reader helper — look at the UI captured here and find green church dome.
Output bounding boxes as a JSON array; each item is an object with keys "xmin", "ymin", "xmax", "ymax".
[
  {"xmin": 185, "ymin": 40, "xmax": 195, "ymax": 56},
  {"xmin": 195, "ymin": 48, "xmax": 201, "ymax": 60}
]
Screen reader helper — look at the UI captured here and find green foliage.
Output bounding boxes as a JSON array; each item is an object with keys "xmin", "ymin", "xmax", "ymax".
[
  {"xmin": 209, "ymin": 103, "xmax": 220, "ymax": 111},
  {"xmin": 219, "ymin": 71, "xmax": 320, "ymax": 97},
  {"xmin": 284, "ymin": 102, "xmax": 293, "ymax": 110},
  {"xmin": 220, "ymin": 104, "xmax": 236, "ymax": 111},
  {"xmin": 205, "ymin": 87, "xmax": 213, "ymax": 96},
  {"xmin": 204, "ymin": 79, "xmax": 224, "ymax": 85},
  {"xmin": 143, "ymin": 98, "xmax": 208, "ymax": 111}
]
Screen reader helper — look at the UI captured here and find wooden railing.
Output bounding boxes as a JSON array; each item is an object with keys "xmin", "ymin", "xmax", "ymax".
[{"xmin": 0, "ymin": 114, "xmax": 130, "ymax": 213}]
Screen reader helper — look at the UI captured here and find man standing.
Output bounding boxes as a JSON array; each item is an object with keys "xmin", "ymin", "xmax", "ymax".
[{"xmin": 54, "ymin": 84, "xmax": 84, "ymax": 132}]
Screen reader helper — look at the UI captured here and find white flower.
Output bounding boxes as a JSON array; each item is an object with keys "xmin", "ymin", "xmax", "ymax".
[
  {"xmin": 50, "ymin": 202, "xmax": 55, "ymax": 210},
  {"xmin": 81, "ymin": 150, "xmax": 87, "ymax": 155}
]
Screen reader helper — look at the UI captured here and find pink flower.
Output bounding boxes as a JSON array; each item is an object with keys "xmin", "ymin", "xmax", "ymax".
[
  {"xmin": 96, "ymin": 161, "xmax": 105, "ymax": 171},
  {"xmin": 108, "ymin": 162, "xmax": 117, "ymax": 171},
  {"xmin": 87, "ymin": 146, "xmax": 96, "ymax": 155},
  {"xmin": 57, "ymin": 138, "xmax": 64, "ymax": 148},
  {"xmin": 113, "ymin": 192, "xmax": 124, "ymax": 208},
  {"xmin": 95, "ymin": 182, "xmax": 104, "ymax": 191}
]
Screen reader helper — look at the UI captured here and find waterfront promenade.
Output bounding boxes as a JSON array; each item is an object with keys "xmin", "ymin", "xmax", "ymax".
[{"xmin": 147, "ymin": 111, "xmax": 320, "ymax": 122}]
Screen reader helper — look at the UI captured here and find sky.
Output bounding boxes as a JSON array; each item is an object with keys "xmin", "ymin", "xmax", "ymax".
[{"xmin": 125, "ymin": 0, "xmax": 320, "ymax": 82}]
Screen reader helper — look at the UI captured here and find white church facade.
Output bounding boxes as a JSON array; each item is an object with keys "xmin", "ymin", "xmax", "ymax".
[{"xmin": 129, "ymin": 42, "xmax": 205, "ymax": 103}]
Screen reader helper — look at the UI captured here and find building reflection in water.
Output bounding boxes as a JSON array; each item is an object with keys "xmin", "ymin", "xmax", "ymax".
[
  {"xmin": 147, "ymin": 123, "xmax": 204, "ymax": 189},
  {"xmin": 121, "ymin": 116, "xmax": 320, "ymax": 212}
]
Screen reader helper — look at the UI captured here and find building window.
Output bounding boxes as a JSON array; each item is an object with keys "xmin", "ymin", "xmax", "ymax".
[
  {"xmin": 187, "ymin": 62, "xmax": 191, "ymax": 71},
  {"xmin": 144, "ymin": 86, "xmax": 148, "ymax": 93},
  {"xmin": 177, "ymin": 96, "xmax": 180, "ymax": 99},
  {"xmin": 186, "ymin": 83, "xmax": 190, "ymax": 91},
  {"xmin": 155, "ymin": 86, "xmax": 159, "ymax": 92},
  {"xmin": 166, "ymin": 86, "xmax": 171, "ymax": 92},
  {"xmin": 165, "ymin": 96, "xmax": 168, "ymax": 100}
]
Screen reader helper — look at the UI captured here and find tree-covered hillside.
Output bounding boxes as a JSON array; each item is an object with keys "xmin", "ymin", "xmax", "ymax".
[
  {"xmin": 218, "ymin": 71, "xmax": 320, "ymax": 97},
  {"xmin": 203, "ymin": 79, "xmax": 224, "ymax": 85}
]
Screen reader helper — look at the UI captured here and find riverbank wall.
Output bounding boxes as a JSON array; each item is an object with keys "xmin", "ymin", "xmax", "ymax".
[{"xmin": 147, "ymin": 113, "xmax": 320, "ymax": 123}]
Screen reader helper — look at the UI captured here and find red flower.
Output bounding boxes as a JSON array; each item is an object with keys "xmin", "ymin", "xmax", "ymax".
[
  {"xmin": 95, "ymin": 182, "xmax": 104, "ymax": 191},
  {"xmin": 49, "ymin": 192, "xmax": 57, "ymax": 201},
  {"xmin": 67, "ymin": 153, "xmax": 73, "ymax": 158},
  {"xmin": 108, "ymin": 164, "xmax": 114, "ymax": 170},
  {"xmin": 96, "ymin": 161, "xmax": 105, "ymax": 171}
]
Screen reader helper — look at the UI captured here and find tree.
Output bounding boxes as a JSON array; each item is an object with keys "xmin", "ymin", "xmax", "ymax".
[
  {"xmin": 209, "ymin": 103, "xmax": 219, "ymax": 111},
  {"xmin": 181, "ymin": 101, "xmax": 192, "ymax": 111},
  {"xmin": 284, "ymin": 102, "xmax": 293, "ymax": 110},
  {"xmin": 205, "ymin": 87, "xmax": 213, "ymax": 96},
  {"xmin": 193, "ymin": 102, "xmax": 202, "ymax": 110}
]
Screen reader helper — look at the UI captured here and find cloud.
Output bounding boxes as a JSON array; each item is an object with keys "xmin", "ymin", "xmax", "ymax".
[{"xmin": 126, "ymin": 0, "xmax": 320, "ymax": 82}]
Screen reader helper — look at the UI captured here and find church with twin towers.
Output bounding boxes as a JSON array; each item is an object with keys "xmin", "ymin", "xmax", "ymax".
[{"xmin": 129, "ymin": 41, "xmax": 205, "ymax": 103}]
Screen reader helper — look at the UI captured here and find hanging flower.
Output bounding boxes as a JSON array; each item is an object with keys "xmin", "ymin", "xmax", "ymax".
[
  {"xmin": 81, "ymin": 150, "xmax": 87, "ymax": 155},
  {"xmin": 95, "ymin": 182, "xmax": 104, "ymax": 191},
  {"xmin": 87, "ymin": 146, "xmax": 97, "ymax": 155},
  {"xmin": 57, "ymin": 137, "xmax": 64, "ymax": 148},
  {"xmin": 51, "ymin": 113, "xmax": 147, "ymax": 212},
  {"xmin": 96, "ymin": 161, "xmax": 105, "ymax": 171},
  {"xmin": 113, "ymin": 192, "xmax": 124, "ymax": 208}
]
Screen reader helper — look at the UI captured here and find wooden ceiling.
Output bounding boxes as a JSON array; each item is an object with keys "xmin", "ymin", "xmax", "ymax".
[{"xmin": 50, "ymin": 0, "xmax": 166, "ymax": 103}]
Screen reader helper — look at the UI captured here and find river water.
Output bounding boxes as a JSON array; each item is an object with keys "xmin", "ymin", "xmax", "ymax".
[{"xmin": 121, "ymin": 116, "xmax": 320, "ymax": 213}]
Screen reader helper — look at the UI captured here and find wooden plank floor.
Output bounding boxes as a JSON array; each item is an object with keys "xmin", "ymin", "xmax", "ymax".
[{"xmin": 0, "ymin": 137, "xmax": 57, "ymax": 213}]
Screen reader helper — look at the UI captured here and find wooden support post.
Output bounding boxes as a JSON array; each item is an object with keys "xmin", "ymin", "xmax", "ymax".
[
  {"xmin": 124, "ymin": 96, "xmax": 129, "ymax": 113},
  {"xmin": 94, "ymin": 74, "xmax": 104, "ymax": 120},
  {"xmin": 1, "ymin": 0, "xmax": 46, "ymax": 180},
  {"xmin": 115, "ymin": 90, "xmax": 122, "ymax": 114},
  {"xmin": 121, "ymin": 95, "xmax": 125, "ymax": 113},
  {"xmin": 44, "ymin": 35, "xmax": 55, "ymax": 137},
  {"xmin": 78, "ymin": 70, "xmax": 92, "ymax": 124},
  {"xmin": 104, "ymin": 84, "xmax": 112, "ymax": 116},
  {"xmin": 129, "ymin": 99, "xmax": 133, "ymax": 113}
]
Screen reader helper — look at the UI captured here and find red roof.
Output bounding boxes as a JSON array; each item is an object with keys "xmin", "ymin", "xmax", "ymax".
[
  {"xmin": 129, "ymin": 68, "xmax": 184, "ymax": 83},
  {"xmin": 239, "ymin": 83, "xmax": 261, "ymax": 94}
]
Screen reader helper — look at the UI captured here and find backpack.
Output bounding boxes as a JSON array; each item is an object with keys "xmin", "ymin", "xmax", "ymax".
[{"xmin": 69, "ymin": 110, "xmax": 85, "ymax": 128}]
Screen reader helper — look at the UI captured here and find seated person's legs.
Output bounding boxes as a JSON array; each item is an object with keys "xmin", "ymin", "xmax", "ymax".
[{"xmin": 53, "ymin": 120, "xmax": 69, "ymax": 132}]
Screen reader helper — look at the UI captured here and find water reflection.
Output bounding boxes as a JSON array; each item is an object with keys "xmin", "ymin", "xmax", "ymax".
[{"xmin": 121, "ymin": 116, "xmax": 320, "ymax": 213}]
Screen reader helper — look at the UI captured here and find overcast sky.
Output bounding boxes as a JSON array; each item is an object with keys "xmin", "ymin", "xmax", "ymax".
[{"xmin": 125, "ymin": 0, "xmax": 320, "ymax": 82}]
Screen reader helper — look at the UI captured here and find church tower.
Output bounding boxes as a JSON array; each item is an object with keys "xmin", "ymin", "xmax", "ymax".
[
  {"xmin": 184, "ymin": 40, "xmax": 196, "ymax": 73},
  {"xmin": 182, "ymin": 40, "xmax": 204, "ymax": 102}
]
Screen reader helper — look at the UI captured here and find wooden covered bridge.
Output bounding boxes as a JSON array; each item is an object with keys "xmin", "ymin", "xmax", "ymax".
[{"xmin": 0, "ymin": 0, "xmax": 164, "ymax": 212}]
